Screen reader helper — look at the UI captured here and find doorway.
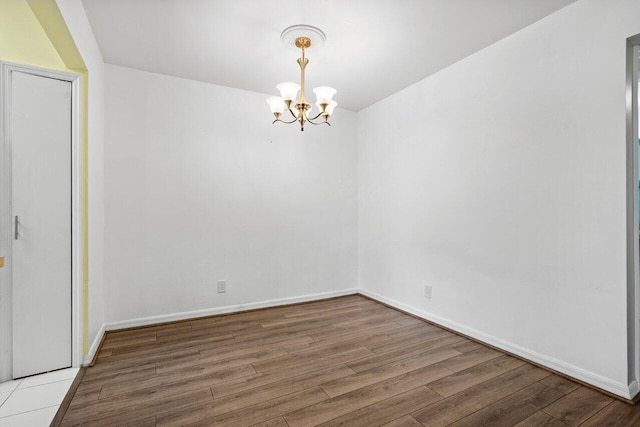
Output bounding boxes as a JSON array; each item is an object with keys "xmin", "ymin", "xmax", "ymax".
[{"xmin": 0, "ymin": 62, "xmax": 83, "ymax": 382}]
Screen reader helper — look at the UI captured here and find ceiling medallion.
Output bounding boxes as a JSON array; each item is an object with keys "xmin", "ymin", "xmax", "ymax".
[{"xmin": 266, "ymin": 25, "xmax": 337, "ymax": 132}]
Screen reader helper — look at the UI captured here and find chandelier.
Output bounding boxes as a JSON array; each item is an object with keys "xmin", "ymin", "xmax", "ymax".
[{"xmin": 266, "ymin": 25, "xmax": 337, "ymax": 132}]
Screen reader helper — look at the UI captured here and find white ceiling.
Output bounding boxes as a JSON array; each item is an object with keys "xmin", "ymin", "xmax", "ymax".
[{"xmin": 81, "ymin": 0, "xmax": 576, "ymax": 111}]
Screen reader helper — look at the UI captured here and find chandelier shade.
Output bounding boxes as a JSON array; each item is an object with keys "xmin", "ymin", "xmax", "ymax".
[
  {"xmin": 276, "ymin": 82, "xmax": 301, "ymax": 102},
  {"xmin": 267, "ymin": 25, "xmax": 337, "ymax": 132},
  {"xmin": 266, "ymin": 96, "xmax": 286, "ymax": 115},
  {"xmin": 313, "ymin": 86, "xmax": 337, "ymax": 105},
  {"xmin": 324, "ymin": 100, "xmax": 338, "ymax": 116}
]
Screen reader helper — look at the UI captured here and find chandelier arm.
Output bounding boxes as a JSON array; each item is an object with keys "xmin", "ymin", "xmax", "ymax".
[
  {"xmin": 272, "ymin": 118, "xmax": 299, "ymax": 125},
  {"xmin": 286, "ymin": 108, "xmax": 299, "ymax": 119},
  {"xmin": 308, "ymin": 112, "xmax": 325, "ymax": 121},
  {"xmin": 306, "ymin": 118, "xmax": 331, "ymax": 126}
]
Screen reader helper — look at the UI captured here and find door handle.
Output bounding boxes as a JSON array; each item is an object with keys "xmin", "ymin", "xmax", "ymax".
[{"xmin": 14, "ymin": 215, "xmax": 19, "ymax": 240}]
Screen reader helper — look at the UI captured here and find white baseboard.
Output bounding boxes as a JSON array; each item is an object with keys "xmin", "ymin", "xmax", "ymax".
[
  {"xmin": 83, "ymin": 323, "xmax": 106, "ymax": 366},
  {"xmin": 101, "ymin": 288, "xmax": 358, "ymax": 333},
  {"xmin": 628, "ymin": 380, "xmax": 639, "ymax": 401},
  {"xmin": 359, "ymin": 288, "xmax": 633, "ymax": 400}
]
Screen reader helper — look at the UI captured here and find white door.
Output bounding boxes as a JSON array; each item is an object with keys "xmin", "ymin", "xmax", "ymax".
[{"xmin": 11, "ymin": 71, "xmax": 72, "ymax": 378}]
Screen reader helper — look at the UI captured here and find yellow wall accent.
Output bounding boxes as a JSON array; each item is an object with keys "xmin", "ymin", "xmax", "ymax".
[
  {"xmin": 28, "ymin": 0, "xmax": 85, "ymax": 70},
  {"xmin": 0, "ymin": 0, "xmax": 91, "ymax": 355},
  {"xmin": 0, "ymin": 0, "xmax": 66, "ymax": 69}
]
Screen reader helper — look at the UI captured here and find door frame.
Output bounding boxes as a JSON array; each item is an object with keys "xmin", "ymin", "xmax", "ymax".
[
  {"xmin": 0, "ymin": 61, "xmax": 83, "ymax": 381},
  {"xmin": 627, "ymin": 35, "xmax": 640, "ymax": 400}
]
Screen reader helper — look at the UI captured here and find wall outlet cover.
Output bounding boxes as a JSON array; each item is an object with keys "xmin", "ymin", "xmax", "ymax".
[
  {"xmin": 217, "ymin": 280, "xmax": 226, "ymax": 293},
  {"xmin": 424, "ymin": 285, "xmax": 432, "ymax": 299}
]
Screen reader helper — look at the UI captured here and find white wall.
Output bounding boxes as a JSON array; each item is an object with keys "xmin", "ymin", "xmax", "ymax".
[
  {"xmin": 104, "ymin": 64, "xmax": 357, "ymax": 324},
  {"xmin": 358, "ymin": 0, "xmax": 640, "ymax": 398},
  {"xmin": 56, "ymin": 0, "xmax": 105, "ymax": 357}
]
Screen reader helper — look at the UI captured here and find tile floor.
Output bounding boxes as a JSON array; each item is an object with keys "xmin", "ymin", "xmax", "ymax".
[{"xmin": 0, "ymin": 368, "xmax": 78, "ymax": 426}]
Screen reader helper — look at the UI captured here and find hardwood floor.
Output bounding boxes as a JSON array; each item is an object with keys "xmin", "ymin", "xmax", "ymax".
[{"xmin": 60, "ymin": 295, "xmax": 635, "ymax": 426}]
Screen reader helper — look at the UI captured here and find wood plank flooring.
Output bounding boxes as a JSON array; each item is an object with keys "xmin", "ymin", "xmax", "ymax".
[{"xmin": 60, "ymin": 295, "xmax": 636, "ymax": 426}]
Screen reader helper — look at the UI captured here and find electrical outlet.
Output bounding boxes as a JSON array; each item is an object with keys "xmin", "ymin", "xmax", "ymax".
[
  {"xmin": 424, "ymin": 285, "xmax": 432, "ymax": 299},
  {"xmin": 217, "ymin": 280, "xmax": 226, "ymax": 293}
]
